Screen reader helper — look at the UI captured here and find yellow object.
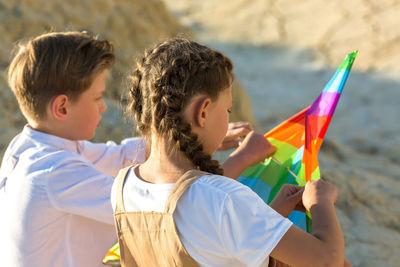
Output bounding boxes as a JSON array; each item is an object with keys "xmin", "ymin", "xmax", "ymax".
[{"xmin": 102, "ymin": 242, "xmax": 121, "ymax": 266}]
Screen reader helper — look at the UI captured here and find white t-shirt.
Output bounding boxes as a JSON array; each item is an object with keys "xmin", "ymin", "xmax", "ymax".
[
  {"xmin": 111, "ymin": 165, "xmax": 293, "ymax": 267},
  {"xmin": 0, "ymin": 126, "xmax": 145, "ymax": 267}
]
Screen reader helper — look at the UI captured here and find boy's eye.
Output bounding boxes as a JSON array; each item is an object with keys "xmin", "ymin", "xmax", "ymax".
[{"xmin": 228, "ymin": 108, "xmax": 232, "ymax": 113}]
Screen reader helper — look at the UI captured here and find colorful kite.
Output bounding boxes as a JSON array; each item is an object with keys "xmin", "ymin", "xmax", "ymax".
[
  {"xmin": 238, "ymin": 51, "xmax": 357, "ymax": 232},
  {"xmin": 102, "ymin": 242, "xmax": 121, "ymax": 266}
]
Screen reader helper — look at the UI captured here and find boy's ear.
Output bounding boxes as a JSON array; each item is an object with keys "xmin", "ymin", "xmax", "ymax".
[
  {"xmin": 51, "ymin": 94, "xmax": 69, "ymax": 121},
  {"xmin": 194, "ymin": 97, "xmax": 211, "ymax": 127}
]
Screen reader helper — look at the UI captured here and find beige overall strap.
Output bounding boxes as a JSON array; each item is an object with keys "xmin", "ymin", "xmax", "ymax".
[
  {"xmin": 115, "ymin": 166, "xmax": 134, "ymax": 213},
  {"xmin": 164, "ymin": 169, "xmax": 209, "ymax": 214}
]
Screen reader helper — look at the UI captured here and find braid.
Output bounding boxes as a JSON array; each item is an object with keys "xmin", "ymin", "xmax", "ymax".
[
  {"xmin": 154, "ymin": 75, "xmax": 224, "ymax": 174},
  {"xmin": 128, "ymin": 59, "xmax": 150, "ymax": 135},
  {"xmin": 128, "ymin": 38, "xmax": 233, "ymax": 175},
  {"xmin": 172, "ymin": 119, "xmax": 224, "ymax": 175}
]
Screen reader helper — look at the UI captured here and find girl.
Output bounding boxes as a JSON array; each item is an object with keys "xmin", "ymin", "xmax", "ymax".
[{"xmin": 112, "ymin": 39, "xmax": 347, "ymax": 266}]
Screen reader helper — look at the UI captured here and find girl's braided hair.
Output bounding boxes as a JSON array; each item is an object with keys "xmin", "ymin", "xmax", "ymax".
[{"xmin": 128, "ymin": 38, "xmax": 233, "ymax": 175}]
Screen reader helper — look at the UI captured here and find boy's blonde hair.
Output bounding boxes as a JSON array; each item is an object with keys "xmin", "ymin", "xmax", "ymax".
[{"xmin": 8, "ymin": 31, "xmax": 115, "ymax": 122}]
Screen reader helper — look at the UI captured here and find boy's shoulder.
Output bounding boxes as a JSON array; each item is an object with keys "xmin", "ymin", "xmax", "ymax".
[{"xmin": 2, "ymin": 126, "xmax": 88, "ymax": 176}]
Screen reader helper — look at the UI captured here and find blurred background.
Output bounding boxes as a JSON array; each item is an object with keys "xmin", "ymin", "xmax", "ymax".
[{"xmin": 0, "ymin": 0, "xmax": 399, "ymax": 266}]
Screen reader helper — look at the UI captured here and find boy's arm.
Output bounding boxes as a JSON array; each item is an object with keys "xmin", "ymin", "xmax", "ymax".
[
  {"xmin": 222, "ymin": 131, "xmax": 276, "ymax": 179},
  {"xmin": 78, "ymin": 137, "xmax": 146, "ymax": 177},
  {"xmin": 46, "ymin": 151, "xmax": 119, "ymax": 225}
]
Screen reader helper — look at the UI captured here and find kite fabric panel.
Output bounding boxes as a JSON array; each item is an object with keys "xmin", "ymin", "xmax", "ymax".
[
  {"xmin": 237, "ymin": 51, "xmax": 357, "ymax": 232},
  {"xmin": 102, "ymin": 242, "xmax": 120, "ymax": 266}
]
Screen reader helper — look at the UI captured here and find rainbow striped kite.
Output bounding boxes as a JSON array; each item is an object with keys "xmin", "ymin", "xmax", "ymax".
[{"xmin": 238, "ymin": 51, "xmax": 357, "ymax": 232}]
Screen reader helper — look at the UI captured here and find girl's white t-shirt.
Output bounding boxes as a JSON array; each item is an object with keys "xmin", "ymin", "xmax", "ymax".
[{"xmin": 111, "ymin": 165, "xmax": 293, "ymax": 267}]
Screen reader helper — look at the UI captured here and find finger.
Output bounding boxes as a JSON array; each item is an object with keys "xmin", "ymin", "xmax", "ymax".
[
  {"xmin": 226, "ymin": 127, "xmax": 252, "ymax": 139},
  {"xmin": 221, "ymin": 139, "xmax": 241, "ymax": 149},
  {"xmin": 294, "ymin": 203, "xmax": 306, "ymax": 213},
  {"xmin": 264, "ymin": 145, "xmax": 277, "ymax": 158},
  {"xmin": 286, "ymin": 184, "xmax": 304, "ymax": 192},
  {"xmin": 229, "ymin": 121, "xmax": 253, "ymax": 131},
  {"xmin": 293, "ymin": 189, "xmax": 306, "ymax": 212},
  {"xmin": 291, "ymin": 187, "xmax": 304, "ymax": 199},
  {"xmin": 281, "ymin": 184, "xmax": 303, "ymax": 195}
]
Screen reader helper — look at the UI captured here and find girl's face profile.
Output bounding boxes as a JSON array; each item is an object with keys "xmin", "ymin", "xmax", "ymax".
[{"xmin": 201, "ymin": 86, "xmax": 232, "ymax": 155}]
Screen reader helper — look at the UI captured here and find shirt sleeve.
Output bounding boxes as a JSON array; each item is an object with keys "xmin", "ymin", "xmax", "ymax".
[
  {"xmin": 46, "ymin": 152, "xmax": 117, "ymax": 225},
  {"xmin": 219, "ymin": 186, "xmax": 293, "ymax": 266},
  {"xmin": 110, "ymin": 173, "xmax": 120, "ymax": 212},
  {"xmin": 77, "ymin": 137, "xmax": 146, "ymax": 177}
]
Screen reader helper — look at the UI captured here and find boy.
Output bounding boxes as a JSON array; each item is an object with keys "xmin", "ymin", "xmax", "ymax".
[{"xmin": 0, "ymin": 31, "xmax": 146, "ymax": 267}]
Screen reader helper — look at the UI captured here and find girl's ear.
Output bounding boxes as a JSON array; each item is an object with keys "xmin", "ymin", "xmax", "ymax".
[
  {"xmin": 51, "ymin": 94, "xmax": 69, "ymax": 121},
  {"xmin": 194, "ymin": 97, "xmax": 211, "ymax": 127}
]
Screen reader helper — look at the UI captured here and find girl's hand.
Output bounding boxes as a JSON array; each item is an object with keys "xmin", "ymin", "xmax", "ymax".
[
  {"xmin": 302, "ymin": 179, "xmax": 338, "ymax": 211},
  {"xmin": 221, "ymin": 131, "xmax": 276, "ymax": 179},
  {"xmin": 217, "ymin": 122, "xmax": 253, "ymax": 151},
  {"xmin": 269, "ymin": 184, "xmax": 305, "ymax": 217},
  {"xmin": 230, "ymin": 131, "xmax": 276, "ymax": 167}
]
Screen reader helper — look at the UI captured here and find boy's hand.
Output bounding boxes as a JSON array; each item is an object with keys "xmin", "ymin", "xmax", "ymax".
[
  {"xmin": 269, "ymin": 184, "xmax": 305, "ymax": 217},
  {"xmin": 217, "ymin": 122, "xmax": 253, "ymax": 151},
  {"xmin": 302, "ymin": 179, "xmax": 338, "ymax": 211}
]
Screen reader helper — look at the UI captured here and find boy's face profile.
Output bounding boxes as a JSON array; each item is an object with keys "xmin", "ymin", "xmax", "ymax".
[{"xmin": 66, "ymin": 70, "xmax": 108, "ymax": 140}]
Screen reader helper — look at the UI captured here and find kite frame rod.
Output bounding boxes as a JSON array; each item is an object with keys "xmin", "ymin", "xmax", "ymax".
[{"xmin": 271, "ymin": 156, "xmax": 305, "ymax": 186}]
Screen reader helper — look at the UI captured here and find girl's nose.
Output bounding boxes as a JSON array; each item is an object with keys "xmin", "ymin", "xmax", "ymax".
[{"xmin": 101, "ymin": 99, "xmax": 107, "ymax": 113}]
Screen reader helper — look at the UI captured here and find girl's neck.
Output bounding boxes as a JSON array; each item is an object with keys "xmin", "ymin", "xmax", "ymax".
[{"xmin": 137, "ymin": 137, "xmax": 196, "ymax": 184}]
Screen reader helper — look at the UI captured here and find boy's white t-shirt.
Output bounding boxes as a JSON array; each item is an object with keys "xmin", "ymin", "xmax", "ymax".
[
  {"xmin": 0, "ymin": 126, "xmax": 145, "ymax": 267},
  {"xmin": 111, "ymin": 165, "xmax": 293, "ymax": 267}
]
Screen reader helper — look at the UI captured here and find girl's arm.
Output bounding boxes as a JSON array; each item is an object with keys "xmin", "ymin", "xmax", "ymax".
[{"xmin": 270, "ymin": 179, "xmax": 345, "ymax": 267}]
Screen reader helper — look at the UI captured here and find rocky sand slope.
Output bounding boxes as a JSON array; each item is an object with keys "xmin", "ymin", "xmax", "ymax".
[{"xmin": 163, "ymin": 0, "xmax": 400, "ymax": 266}]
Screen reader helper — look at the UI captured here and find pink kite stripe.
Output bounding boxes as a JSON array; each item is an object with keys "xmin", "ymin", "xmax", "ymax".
[{"xmin": 307, "ymin": 92, "xmax": 341, "ymax": 116}]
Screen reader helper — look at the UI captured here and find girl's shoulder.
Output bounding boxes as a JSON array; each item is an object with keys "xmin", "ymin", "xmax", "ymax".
[{"xmin": 191, "ymin": 174, "xmax": 252, "ymax": 197}]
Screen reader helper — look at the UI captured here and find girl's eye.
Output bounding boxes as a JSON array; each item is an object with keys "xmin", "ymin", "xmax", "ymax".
[{"xmin": 228, "ymin": 108, "xmax": 232, "ymax": 113}]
